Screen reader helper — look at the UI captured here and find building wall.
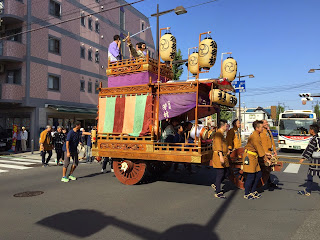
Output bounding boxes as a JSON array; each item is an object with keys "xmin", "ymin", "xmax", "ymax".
[{"xmin": 0, "ymin": 0, "xmax": 155, "ymax": 149}]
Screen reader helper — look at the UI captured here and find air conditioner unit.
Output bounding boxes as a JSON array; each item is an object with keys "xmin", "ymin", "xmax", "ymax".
[
  {"xmin": 0, "ymin": 25, "xmax": 5, "ymax": 33},
  {"xmin": 0, "ymin": 64, "xmax": 5, "ymax": 73}
]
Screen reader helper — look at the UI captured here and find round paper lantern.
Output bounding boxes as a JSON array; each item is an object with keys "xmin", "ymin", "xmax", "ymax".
[
  {"xmin": 209, "ymin": 89, "xmax": 227, "ymax": 105},
  {"xmin": 225, "ymin": 93, "xmax": 238, "ymax": 107},
  {"xmin": 159, "ymin": 33, "xmax": 176, "ymax": 62},
  {"xmin": 198, "ymin": 37, "xmax": 217, "ymax": 70},
  {"xmin": 188, "ymin": 52, "xmax": 199, "ymax": 75},
  {"xmin": 222, "ymin": 57, "xmax": 237, "ymax": 81}
]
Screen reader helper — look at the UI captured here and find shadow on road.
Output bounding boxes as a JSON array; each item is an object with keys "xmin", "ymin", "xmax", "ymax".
[{"xmin": 36, "ymin": 190, "xmax": 238, "ymax": 239}]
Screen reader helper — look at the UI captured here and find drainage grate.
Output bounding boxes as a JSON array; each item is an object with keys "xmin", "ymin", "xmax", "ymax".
[{"xmin": 13, "ymin": 191, "xmax": 44, "ymax": 197}]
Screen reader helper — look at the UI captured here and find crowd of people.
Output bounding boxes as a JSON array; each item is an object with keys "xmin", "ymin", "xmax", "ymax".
[{"xmin": 37, "ymin": 122, "xmax": 112, "ymax": 183}]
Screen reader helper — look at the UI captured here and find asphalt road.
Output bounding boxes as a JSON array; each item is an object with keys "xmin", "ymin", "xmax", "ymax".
[{"xmin": 0, "ymin": 150, "xmax": 320, "ymax": 240}]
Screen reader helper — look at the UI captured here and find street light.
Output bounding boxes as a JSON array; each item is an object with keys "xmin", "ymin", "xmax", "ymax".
[
  {"xmin": 237, "ymin": 72, "xmax": 254, "ymax": 137},
  {"xmin": 308, "ymin": 68, "xmax": 320, "ymax": 73},
  {"xmin": 151, "ymin": 5, "xmax": 187, "ymax": 59}
]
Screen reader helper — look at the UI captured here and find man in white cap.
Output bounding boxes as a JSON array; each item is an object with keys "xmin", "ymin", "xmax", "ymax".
[{"xmin": 20, "ymin": 127, "xmax": 28, "ymax": 152}]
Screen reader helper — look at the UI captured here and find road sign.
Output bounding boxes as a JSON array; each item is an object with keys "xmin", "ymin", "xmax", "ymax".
[{"xmin": 232, "ymin": 80, "xmax": 246, "ymax": 93}]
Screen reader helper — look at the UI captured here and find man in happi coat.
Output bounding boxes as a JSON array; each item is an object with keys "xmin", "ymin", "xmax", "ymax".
[
  {"xmin": 260, "ymin": 120, "xmax": 278, "ymax": 190},
  {"xmin": 211, "ymin": 119, "xmax": 230, "ymax": 199},
  {"xmin": 298, "ymin": 124, "xmax": 320, "ymax": 196},
  {"xmin": 242, "ymin": 120, "xmax": 271, "ymax": 200}
]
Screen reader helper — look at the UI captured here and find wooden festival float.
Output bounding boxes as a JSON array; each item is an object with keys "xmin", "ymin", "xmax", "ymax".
[{"xmin": 91, "ymin": 29, "xmax": 283, "ymax": 188}]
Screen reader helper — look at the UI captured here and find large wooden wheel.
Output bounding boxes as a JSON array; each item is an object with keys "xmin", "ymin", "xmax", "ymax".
[
  {"xmin": 229, "ymin": 165, "xmax": 271, "ymax": 190},
  {"xmin": 228, "ymin": 148, "xmax": 271, "ymax": 190},
  {"xmin": 113, "ymin": 159, "xmax": 147, "ymax": 185}
]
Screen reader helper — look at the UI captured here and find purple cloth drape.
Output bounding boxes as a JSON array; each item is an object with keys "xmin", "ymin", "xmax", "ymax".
[
  {"xmin": 108, "ymin": 72, "xmax": 166, "ymax": 88},
  {"xmin": 159, "ymin": 93, "xmax": 197, "ymax": 120}
]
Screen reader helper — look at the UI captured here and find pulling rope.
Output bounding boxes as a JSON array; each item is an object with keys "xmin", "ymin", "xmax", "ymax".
[{"xmin": 272, "ymin": 156, "xmax": 320, "ymax": 167}]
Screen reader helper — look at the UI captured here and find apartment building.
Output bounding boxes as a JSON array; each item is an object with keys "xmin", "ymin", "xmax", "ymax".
[{"xmin": 0, "ymin": 0, "xmax": 155, "ymax": 147}]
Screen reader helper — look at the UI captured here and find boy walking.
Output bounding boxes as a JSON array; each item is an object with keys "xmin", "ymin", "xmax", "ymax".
[{"xmin": 61, "ymin": 121, "xmax": 90, "ymax": 182}]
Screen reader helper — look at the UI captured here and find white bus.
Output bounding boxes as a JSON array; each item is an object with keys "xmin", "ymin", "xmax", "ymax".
[{"xmin": 278, "ymin": 110, "xmax": 317, "ymax": 150}]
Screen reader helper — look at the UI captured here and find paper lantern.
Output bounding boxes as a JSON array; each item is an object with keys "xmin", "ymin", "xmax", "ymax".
[
  {"xmin": 159, "ymin": 33, "xmax": 176, "ymax": 62},
  {"xmin": 188, "ymin": 52, "xmax": 199, "ymax": 75},
  {"xmin": 222, "ymin": 57, "xmax": 237, "ymax": 81},
  {"xmin": 225, "ymin": 93, "xmax": 238, "ymax": 107},
  {"xmin": 209, "ymin": 89, "xmax": 227, "ymax": 104},
  {"xmin": 198, "ymin": 37, "xmax": 217, "ymax": 70}
]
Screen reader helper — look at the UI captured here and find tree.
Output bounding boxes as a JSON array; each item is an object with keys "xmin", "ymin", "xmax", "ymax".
[
  {"xmin": 172, "ymin": 49, "xmax": 183, "ymax": 80},
  {"xmin": 313, "ymin": 102, "xmax": 320, "ymax": 119},
  {"xmin": 276, "ymin": 104, "xmax": 285, "ymax": 121},
  {"xmin": 220, "ymin": 109, "xmax": 233, "ymax": 122}
]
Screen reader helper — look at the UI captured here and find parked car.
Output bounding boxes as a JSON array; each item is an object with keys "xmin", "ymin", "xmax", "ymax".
[
  {"xmin": 270, "ymin": 129, "xmax": 278, "ymax": 138},
  {"xmin": 0, "ymin": 126, "xmax": 12, "ymax": 151}
]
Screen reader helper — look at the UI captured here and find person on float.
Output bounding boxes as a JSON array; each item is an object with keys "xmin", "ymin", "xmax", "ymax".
[
  {"xmin": 125, "ymin": 36, "xmax": 146, "ymax": 59},
  {"xmin": 260, "ymin": 119, "xmax": 278, "ymax": 190},
  {"xmin": 211, "ymin": 119, "xmax": 230, "ymax": 199},
  {"xmin": 298, "ymin": 124, "xmax": 320, "ymax": 196},
  {"xmin": 108, "ymin": 35, "xmax": 121, "ymax": 62},
  {"xmin": 226, "ymin": 119, "xmax": 241, "ymax": 153},
  {"xmin": 242, "ymin": 120, "xmax": 271, "ymax": 200}
]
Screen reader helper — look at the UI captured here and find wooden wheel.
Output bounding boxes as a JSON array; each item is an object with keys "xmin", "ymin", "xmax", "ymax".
[
  {"xmin": 229, "ymin": 167, "xmax": 245, "ymax": 189},
  {"xmin": 113, "ymin": 159, "xmax": 147, "ymax": 185},
  {"xmin": 228, "ymin": 165, "xmax": 271, "ymax": 190}
]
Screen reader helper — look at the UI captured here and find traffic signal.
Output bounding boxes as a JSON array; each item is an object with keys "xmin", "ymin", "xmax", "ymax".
[{"xmin": 299, "ymin": 93, "xmax": 311, "ymax": 97}]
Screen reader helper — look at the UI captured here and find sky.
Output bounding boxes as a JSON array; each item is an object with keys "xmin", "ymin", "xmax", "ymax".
[{"xmin": 130, "ymin": 0, "xmax": 320, "ymax": 110}]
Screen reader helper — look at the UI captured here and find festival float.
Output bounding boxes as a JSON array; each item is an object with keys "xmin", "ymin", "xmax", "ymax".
[{"xmin": 91, "ymin": 29, "xmax": 283, "ymax": 188}]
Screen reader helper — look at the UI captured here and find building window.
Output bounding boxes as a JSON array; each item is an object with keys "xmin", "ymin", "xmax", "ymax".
[
  {"xmin": 81, "ymin": 16, "xmax": 85, "ymax": 26},
  {"xmin": 6, "ymin": 69, "xmax": 21, "ymax": 85},
  {"xmin": 6, "ymin": 28, "xmax": 22, "ymax": 42},
  {"xmin": 88, "ymin": 49, "xmax": 92, "ymax": 61},
  {"xmin": 88, "ymin": 18, "xmax": 93, "ymax": 30},
  {"xmin": 48, "ymin": 75, "xmax": 60, "ymax": 91},
  {"xmin": 80, "ymin": 46, "xmax": 85, "ymax": 59},
  {"xmin": 49, "ymin": 36, "xmax": 60, "ymax": 54},
  {"xmin": 95, "ymin": 21, "xmax": 100, "ymax": 33},
  {"xmin": 141, "ymin": 22, "xmax": 144, "ymax": 31},
  {"xmin": 49, "ymin": 0, "xmax": 61, "ymax": 18},
  {"xmin": 80, "ymin": 80, "xmax": 85, "ymax": 92},
  {"xmin": 95, "ymin": 82, "xmax": 99, "ymax": 94},
  {"xmin": 95, "ymin": 51, "xmax": 99, "ymax": 63},
  {"xmin": 88, "ymin": 82, "xmax": 92, "ymax": 93},
  {"xmin": 120, "ymin": 7, "xmax": 125, "ymax": 30}
]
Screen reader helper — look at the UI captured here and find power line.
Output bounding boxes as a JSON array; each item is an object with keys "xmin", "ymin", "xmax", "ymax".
[
  {"xmin": 0, "ymin": 0, "xmax": 145, "ymax": 41},
  {"xmin": 185, "ymin": 0, "xmax": 219, "ymax": 10},
  {"xmin": 3, "ymin": 0, "xmax": 117, "ymax": 34}
]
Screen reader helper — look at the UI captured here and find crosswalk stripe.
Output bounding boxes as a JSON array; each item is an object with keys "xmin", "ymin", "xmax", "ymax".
[
  {"xmin": 0, "ymin": 160, "xmax": 35, "ymax": 165},
  {"xmin": 283, "ymin": 163, "xmax": 301, "ymax": 173},
  {"xmin": 0, "ymin": 164, "xmax": 33, "ymax": 170},
  {"xmin": 0, "ymin": 157, "xmax": 42, "ymax": 163},
  {"xmin": 0, "ymin": 169, "xmax": 9, "ymax": 173}
]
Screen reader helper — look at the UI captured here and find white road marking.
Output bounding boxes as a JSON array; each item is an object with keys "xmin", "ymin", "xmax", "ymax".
[
  {"xmin": 0, "ymin": 157, "xmax": 42, "ymax": 163},
  {"xmin": 0, "ymin": 169, "xmax": 9, "ymax": 173},
  {"xmin": 283, "ymin": 163, "xmax": 301, "ymax": 174},
  {"xmin": 0, "ymin": 164, "xmax": 32, "ymax": 170},
  {"xmin": 0, "ymin": 160, "xmax": 35, "ymax": 165}
]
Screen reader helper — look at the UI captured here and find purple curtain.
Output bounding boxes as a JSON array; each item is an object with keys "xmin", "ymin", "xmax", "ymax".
[{"xmin": 159, "ymin": 93, "xmax": 197, "ymax": 120}]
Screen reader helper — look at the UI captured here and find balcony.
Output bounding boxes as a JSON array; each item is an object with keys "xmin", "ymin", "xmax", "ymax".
[
  {"xmin": 0, "ymin": 40, "xmax": 25, "ymax": 62},
  {"xmin": 0, "ymin": 0, "xmax": 26, "ymax": 24}
]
